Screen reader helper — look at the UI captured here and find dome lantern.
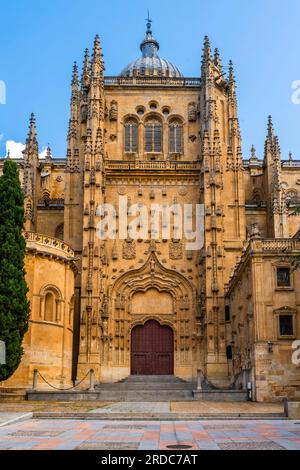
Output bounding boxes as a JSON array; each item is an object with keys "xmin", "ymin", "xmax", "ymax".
[{"xmin": 120, "ymin": 16, "xmax": 183, "ymax": 78}]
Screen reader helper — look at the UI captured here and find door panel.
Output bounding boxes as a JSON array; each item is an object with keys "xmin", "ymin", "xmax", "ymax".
[{"xmin": 131, "ymin": 320, "xmax": 174, "ymax": 375}]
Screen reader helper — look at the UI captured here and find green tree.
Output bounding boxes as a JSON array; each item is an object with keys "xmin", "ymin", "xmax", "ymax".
[{"xmin": 0, "ymin": 159, "xmax": 30, "ymax": 381}]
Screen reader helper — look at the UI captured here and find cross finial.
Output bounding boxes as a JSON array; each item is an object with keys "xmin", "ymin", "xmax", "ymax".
[{"xmin": 146, "ymin": 10, "xmax": 152, "ymax": 33}]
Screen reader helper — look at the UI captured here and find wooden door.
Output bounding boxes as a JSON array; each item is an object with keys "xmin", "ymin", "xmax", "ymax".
[{"xmin": 131, "ymin": 320, "xmax": 174, "ymax": 375}]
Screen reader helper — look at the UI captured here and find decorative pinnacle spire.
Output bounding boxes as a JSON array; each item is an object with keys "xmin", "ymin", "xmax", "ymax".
[
  {"xmin": 267, "ymin": 115, "xmax": 274, "ymax": 139},
  {"xmin": 72, "ymin": 61, "xmax": 78, "ymax": 89},
  {"xmin": 29, "ymin": 113, "xmax": 36, "ymax": 138},
  {"xmin": 24, "ymin": 113, "xmax": 38, "ymax": 158},
  {"xmin": 92, "ymin": 34, "xmax": 104, "ymax": 72},
  {"xmin": 81, "ymin": 48, "xmax": 90, "ymax": 88},
  {"xmin": 202, "ymin": 36, "xmax": 212, "ymax": 64},
  {"xmin": 46, "ymin": 144, "xmax": 52, "ymax": 162},
  {"xmin": 214, "ymin": 48, "xmax": 222, "ymax": 69},
  {"xmin": 229, "ymin": 60, "xmax": 235, "ymax": 82}
]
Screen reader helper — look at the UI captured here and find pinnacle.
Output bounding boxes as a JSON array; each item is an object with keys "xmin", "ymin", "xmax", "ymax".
[
  {"xmin": 93, "ymin": 34, "xmax": 103, "ymax": 58},
  {"xmin": 202, "ymin": 35, "xmax": 212, "ymax": 61},
  {"xmin": 72, "ymin": 61, "xmax": 79, "ymax": 87},
  {"xmin": 81, "ymin": 48, "xmax": 90, "ymax": 88},
  {"xmin": 267, "ymin": 115, "xmax": 274, "ymax": 138},
  {"xmin": 229, "ymin": 60, "xmax": 235, "ymax": 81},
  {"xmin": 28, "ymin": 113, "xmax": 36, "ymax": 138},
  {"xmin": 214, "ymin": 48, "xmax": 222, "ymax": 69},
  {"xmin": 84, "ymin": 48, "xmax": 89, "ymax": 62},
  {"xmin": 30, "ymin": 112, "xmax": 36, "ymax": 127},
  {"xmin": 92, "ymin": 34, "xmax": 104, "ymax": 73},
  {"xmin": 46, "ymin": 144, "xmax": 52, "ymax": 161}
]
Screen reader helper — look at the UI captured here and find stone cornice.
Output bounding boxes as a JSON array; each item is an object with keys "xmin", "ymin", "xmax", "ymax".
[
  {"xmin": 24, "ymin": 231, "xmax": 78, "ymax": 272},
  {"xmin": 226, "ymin": 238, "xmax": 300, "ymax": 296}
]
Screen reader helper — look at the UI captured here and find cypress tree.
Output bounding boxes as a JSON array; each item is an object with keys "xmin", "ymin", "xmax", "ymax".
[{"xmin": 0, "ymin": 159, "xmax": 30, "ymax": 381}]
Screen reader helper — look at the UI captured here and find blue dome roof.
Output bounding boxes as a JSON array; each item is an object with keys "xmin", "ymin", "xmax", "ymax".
[{"xmin": 120, "ymin": 20, "xmax": 183, "ymax": 78}]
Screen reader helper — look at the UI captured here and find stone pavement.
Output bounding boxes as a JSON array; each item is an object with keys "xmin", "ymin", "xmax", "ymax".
[
  {"xmin": 0, "ymin": 413, "xmax": 32, "ymax": 428},
  {"xmin": 0, "ymin": 400, "xmax": 284, "ymax": 415},
  {"xmin": 171, "ymin": 401, "xmax": 284, "ymax": 414},
  {"xmin": 91, "ymin": 402, "xmax": 170, "ymax": 414},
  {"xmin": 0, "ymin": 418, "xmax": 300, "ymax": 450}
]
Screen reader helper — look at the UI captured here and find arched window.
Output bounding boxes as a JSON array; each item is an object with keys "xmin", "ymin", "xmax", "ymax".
[
  {"xmin": 145, "ymin": 118, "xmax": 162, "ymax": 153},
  {"xmin": 169, "ymin": 120, "xmax": 183, "ymax": 154},
  {"xmin": 41, "ymin": 286, "xmax": 62, "ymax": 324},
  {"xmin": 124, "ymin": 120, "xmax": 138, "ymax": 153},
  {"xmin": 45, "ymin": 292, "xmax": 55, "ymax": 322}
]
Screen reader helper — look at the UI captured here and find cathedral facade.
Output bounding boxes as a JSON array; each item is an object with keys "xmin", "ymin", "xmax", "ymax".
[{"xmin": 1, "ymin": 22, "xmax": 300, "ymax": 402}]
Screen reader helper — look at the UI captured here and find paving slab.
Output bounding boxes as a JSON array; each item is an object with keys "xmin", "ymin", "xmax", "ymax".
[
  {"xmin": 90, "ymin": 402, "xmax": 170, "ymax": 414},
  {"xmin": 0, "ymin": 418, "xmax": 299, "ymax": 450},
  {"xmin": 0, "ymin": 412, "xmax": 33, "ymax": 428}
]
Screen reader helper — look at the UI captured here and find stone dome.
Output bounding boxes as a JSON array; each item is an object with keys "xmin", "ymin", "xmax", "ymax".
[{"xmin": 120, "ymin": 20, "xmax": 183, "ymax": 78}]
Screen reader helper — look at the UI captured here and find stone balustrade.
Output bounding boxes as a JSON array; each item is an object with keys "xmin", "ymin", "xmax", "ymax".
[
  {"xmin": 105, "ymin": 160, "xmax": 201, "ymax": 171},
  {"xmin": 104, "ymin": 76, "xmax": 201, "ymax": 87},
  {"xmin": 24, "ymin": 232, "xmax": 75, "ymax": 260}
]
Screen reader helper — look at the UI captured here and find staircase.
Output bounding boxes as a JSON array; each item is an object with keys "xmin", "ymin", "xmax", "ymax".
[
  {"xmin": 95, "ymin": 375, "xmax": 194, "ymax": 401},
  {"xmin": 0, "ymin": 388, "xmax": 27, "ymax": 402}
]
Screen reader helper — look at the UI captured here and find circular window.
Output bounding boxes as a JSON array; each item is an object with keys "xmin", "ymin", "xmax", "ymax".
[
  {"xmin": 162, "ymin": 106, "xmax": 171, "ymax": 116},
  {"xmin": 136, "ymin": 106, "xmax": 145, "ymax": 116},
  {"xmin": 149, "ymin": 101, "xmax": 158, "ymax": 110}
]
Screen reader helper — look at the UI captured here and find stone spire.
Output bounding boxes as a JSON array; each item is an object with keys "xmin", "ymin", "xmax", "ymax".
[
  {"xmin": 267, "ymin": 115, "xmax": 275, "ymax": 140},
  {"xmin": 214, "ymin": 48, "xmax": 222, "ymax": 70},
  {"xmin": 81, "ymin": 48, "xmax": 91, "ymax": 90},
  {"xmin": 228, "ymin": 60, "xmax": 238, "ymax": 108},
  {"xmin": 23, "ymin": 113, "xmax": 39, "ymax": 231},
  {"xmin": 201, "ymin": 36, "xmax": 212, "ymax": 78},
  {"xmin": 264, "ymin": 115, "xmax": 280, "ymax": 162},
  {"xmin": 228, "ymin": 60, "xmax": 235, "ymax": 83},
  {"xmin": 263, "ymin": 116, "xmax": 287, "ymax": 237},
  {"xmin": 45, "ymin": 144, "xmax": 52, "ymax": 162},
  {"xmin": 91, "ymin": 34, "xmax": 104, "ymax": 80},
  {"xmin": 67, "ymin": 60, "xmax": 80, "ymax": 172},
  {"xmin": 24, "ymin": 113, "xmax": 38, "ymax": 161},
  {"xmin": 72, "ymin": 62, "xmax": 78, "ymax": 89}
]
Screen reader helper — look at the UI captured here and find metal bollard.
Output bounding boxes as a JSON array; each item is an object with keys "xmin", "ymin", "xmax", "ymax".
[
  {"xmin": 89, "ymin": 369, "xmax": 95, "ymax": 391},
  {"xmin": 33, "ymin": 369, "xmax": 38, "ymax": 390}
]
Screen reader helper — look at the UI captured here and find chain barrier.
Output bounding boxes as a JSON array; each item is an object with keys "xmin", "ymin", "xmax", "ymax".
[{"xmin": 36, "ymin": 370, "xmax": 91, "ymax": 392}]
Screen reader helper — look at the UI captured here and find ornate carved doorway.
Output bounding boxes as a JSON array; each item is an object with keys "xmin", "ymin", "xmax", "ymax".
[{"xmin": 131, "ymin": 320, "xmax": 174, "ymax": 375}]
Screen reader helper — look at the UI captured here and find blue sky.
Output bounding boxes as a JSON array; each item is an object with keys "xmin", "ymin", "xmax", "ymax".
[{"xmin": 0, "ymin": 0, "xmax": 300, "ymax": 159}]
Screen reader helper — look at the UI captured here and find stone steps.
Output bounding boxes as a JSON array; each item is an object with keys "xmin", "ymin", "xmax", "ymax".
[
  {"xmin": 33, "ymin": 411, "xmax": 287, "ymax": 421},
  {"xmin": 119, "ymin": 375, "xmax": 186, "ymax": 383},
  {"xmin": 27, "ymin": 375, "xmax": 250, "ymax": 402},
  {"xmin": 94, "ymin": 376, "xmax": 194, "ymax": 400},
  {"xmin": 98, "ymin": 383, "xmax": 194, "ymax": 390},
  {"xmin": 0, "ymin": 393, "xmax": 27, "ymax": 402}
]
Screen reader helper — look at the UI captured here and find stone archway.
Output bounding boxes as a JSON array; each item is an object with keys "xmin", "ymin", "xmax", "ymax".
[
  {"xmin": 131, "ymin": 320, "xmax": 174, "ymax": 375},
  {"xmin": 106, "ymin": 249, "xmax": 197, "ymax": 381}
]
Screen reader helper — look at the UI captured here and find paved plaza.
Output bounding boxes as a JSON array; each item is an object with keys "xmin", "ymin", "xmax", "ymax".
[
  {"xmin": 0, "ymin": 417, "xmax": 300, "ymax": 450},
  {"xmin": 0, "ymin": 401, "xmax": 298, "ymax": 451}
]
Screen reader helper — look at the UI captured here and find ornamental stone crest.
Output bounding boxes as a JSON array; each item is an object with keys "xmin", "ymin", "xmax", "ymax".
[
  {"xmin": 123, "ymin": 238, "xmax": 136, "ymax": 260},
  {"xmin": 169, "ymin": 240, "xmax": 183, "ymax": 260}
]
